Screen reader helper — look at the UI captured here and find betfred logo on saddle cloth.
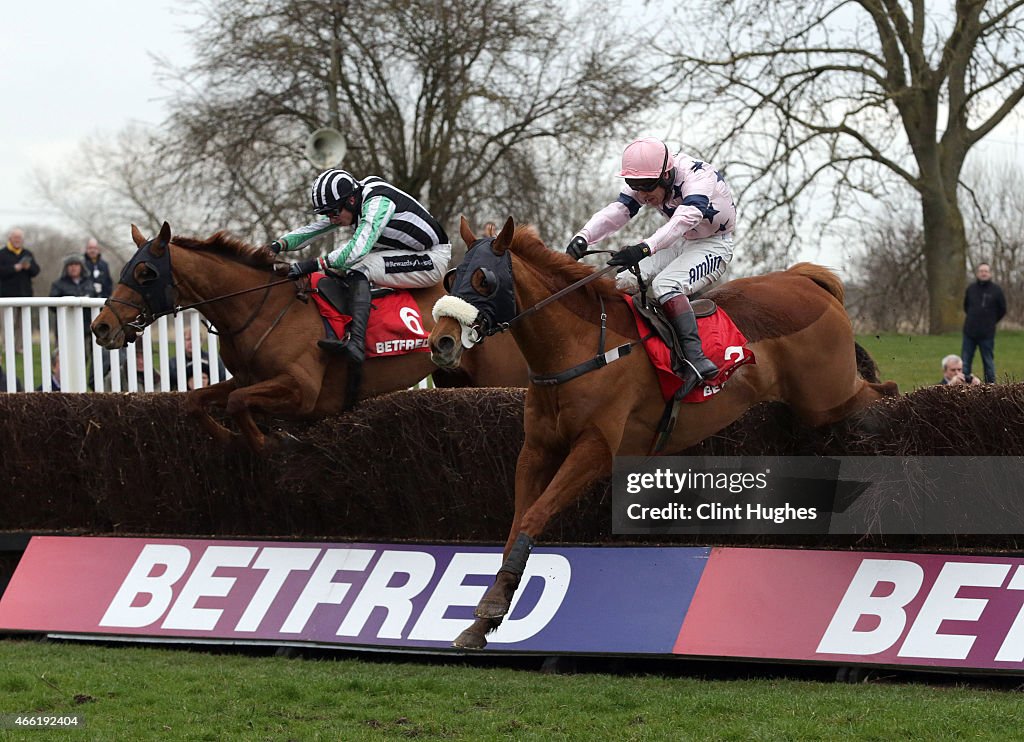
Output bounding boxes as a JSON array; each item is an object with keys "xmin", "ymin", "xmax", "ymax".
[
  {"xmin": 310, "ymin": 274, "xmax": 430, "ymax": 358},
  {"xmin": 624, "ymin": 295, "xmax": 755, "ymax": 402}
]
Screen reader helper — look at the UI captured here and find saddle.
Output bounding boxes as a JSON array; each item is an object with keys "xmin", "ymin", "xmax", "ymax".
[
  {"xmin": 631, "ymin": 297, "xmax": 718, "ymax": 398},
  {"xmin": 315, "ymin": 272, "xmax": 394, "ymax": 317}
]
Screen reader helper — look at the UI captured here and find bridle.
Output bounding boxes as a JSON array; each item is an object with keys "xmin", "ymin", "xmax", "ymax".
[
  {"xmin": 450, "ymin": 237, "xmax": 622, "ymax": 343},
  {"xmin": 444, "ymin": 236, "xmax": 652, "ymax": 386},
  {"xmin": 105, "ymin": 237, "xmax": 295, "ymax": 339}
]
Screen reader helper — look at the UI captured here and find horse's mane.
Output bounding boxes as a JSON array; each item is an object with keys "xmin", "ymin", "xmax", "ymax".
[
  {"xmin": 507, "ymin": 225, "xmax": 622, "ymax": 301},
  {"xmin": 171, "ymin": 231, "xmax": 277, "ymax": 271}
]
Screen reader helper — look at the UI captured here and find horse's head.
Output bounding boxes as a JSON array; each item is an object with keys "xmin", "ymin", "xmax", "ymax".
[
  {"xmin": 92, "ymin": 222, "xmax": 176, "ymax": 349},
  {"xmin": 429, "ymin": 216, "xmax": 517, "ymax": 369}
]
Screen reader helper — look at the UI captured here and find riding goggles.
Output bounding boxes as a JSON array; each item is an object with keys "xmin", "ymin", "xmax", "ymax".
[{"xmin": 625, "ymin": 177, "xmax": 661, "ymax": 193}]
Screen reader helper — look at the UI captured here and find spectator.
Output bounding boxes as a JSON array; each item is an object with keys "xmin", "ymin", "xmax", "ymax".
[
  {"xmin": 185, "ymin": 361, "xmax": 211, "ymax": 391},
  {"xmin": 168, "ymin": 327, "xmax": 225, "ymax": 390},
  {"xmin": 37, "ymin": 349, "xmax": 61, "ymax": 392},
  {"xmin": 0, "ymin": 362, "xmax": 24, "ymax": 392},
  {"xmin": 0, "ymin": 228, "xmax": 42, "ymax": 346},
  {"xmin": 49, "ymin": 255, "xmax": 97, "ymax": 336},
  {"xmin": 103, "ymin": 349, "xmax": 161, "ymax": 391},
  {"xmin": 83, "ymin": 238, "xmax": 113, "ymax": 298},
  {"xmin": 962, "ymin": 262, "xmax": 1006, "ymax": 384},
  {"xmin": 940, "ymin": 354, "xmax": 980, "ymax": 387}
]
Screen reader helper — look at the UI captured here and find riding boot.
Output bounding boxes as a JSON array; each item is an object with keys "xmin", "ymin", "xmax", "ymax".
[
  {"xmin": 318, "ymin": 272, "xmax": 371, "ymax": 364},
  {"xmin": 662, "ymin": 294, "xmax": 719, "ymax": 381}
]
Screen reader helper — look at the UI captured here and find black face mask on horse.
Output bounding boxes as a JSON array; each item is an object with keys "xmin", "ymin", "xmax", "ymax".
[
  {"xmin": 106, "ymin": 225, "xmax": 177, "ymax": 335},
  {"xmin": 438, "ymin": 237, "xmax": 517, "ymax": 344}
]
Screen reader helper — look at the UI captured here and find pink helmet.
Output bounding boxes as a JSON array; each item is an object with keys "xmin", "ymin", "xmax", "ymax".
[{"xmin": 618, "ymin": 137, "xmax": 673, "ymax": 178}]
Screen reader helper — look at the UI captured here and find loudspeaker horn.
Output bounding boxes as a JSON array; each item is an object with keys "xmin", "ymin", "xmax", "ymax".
[{"xmin": 304, "ymin": 127, "xmax": 347, "ymax": 169}]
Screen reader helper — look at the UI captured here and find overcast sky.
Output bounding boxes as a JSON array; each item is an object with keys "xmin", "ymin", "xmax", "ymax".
[{"xmin": 1, "ymin": 2, "xmax": 196, "ymax": 231}]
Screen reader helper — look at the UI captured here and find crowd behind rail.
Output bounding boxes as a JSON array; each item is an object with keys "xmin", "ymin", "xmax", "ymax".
[
  {"xmin": 0, "ymin": 223, "xmax": 1010, "ymax": 393},
  {"xmin": 1, "ymin": 226, "xmax": 232, "ymax": 393}
]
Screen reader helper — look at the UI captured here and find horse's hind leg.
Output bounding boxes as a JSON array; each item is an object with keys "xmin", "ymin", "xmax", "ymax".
[
  {"xmin": 225, "ymin": 375, "xmax": 312, "ymax": 454},
  {"xmin": 795, "ymin": 378, "xmax": 900, "ymax": 428},
  {"xmin": 184, "ymin": 379, "xmax": 240, "ymax": 445}
]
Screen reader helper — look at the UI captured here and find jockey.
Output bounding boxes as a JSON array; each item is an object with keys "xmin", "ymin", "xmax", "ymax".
[
  {"xmin": 270, "ymin": 169, "xmax": 451, "ymax": 362},
  {"xmin": 566, "ymin": 137, "xmax": 736, "ymax": 381}
]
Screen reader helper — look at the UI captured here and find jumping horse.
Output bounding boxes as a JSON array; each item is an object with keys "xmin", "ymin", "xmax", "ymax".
[
  {"xmin": 91, "ymin": 222, "xmax": 527, "ymax": 453},
  {"xmin": 429, "ymin": 217, "xmax": 898, "ymax": 649}
]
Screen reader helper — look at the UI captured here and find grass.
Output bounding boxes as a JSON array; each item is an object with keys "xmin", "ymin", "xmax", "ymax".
[
  {"xmin": 1, "ymin": 639, "xmax": 1023, "ymax": 741},
  {"xmin": 856, "ymin": 330, "xmax": 1024, "ymax": 391}
]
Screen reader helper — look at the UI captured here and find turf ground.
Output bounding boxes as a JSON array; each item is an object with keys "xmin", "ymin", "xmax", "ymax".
[
  {"xmin": 856, "ymin": 330, "xmax": 1024, "ymax": 391},
  {"xmin": 1, "ymin": 639, "xmax": 1023, "ymax": 741}
]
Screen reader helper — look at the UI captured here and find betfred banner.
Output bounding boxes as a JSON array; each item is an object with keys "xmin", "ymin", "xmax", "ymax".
[
  {"xmin": 678, "ymin": 548, "xmax": 1024, "ymax": 670},
  {"xmin": 6, "ymin": 538, "xmax": 1024, "ymax": 672},
  {"xmin": 0, "ymin": 538, "xmax": 708, "ymax": 653}
]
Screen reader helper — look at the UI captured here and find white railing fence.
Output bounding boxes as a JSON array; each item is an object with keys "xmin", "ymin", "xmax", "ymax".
[
  {"xmin": 1, "ymin": 298, "xmax": 432, "ymax": 393},
  {"xmin": 1, "ymin": 298, "xmax": 228, "ymax": 393}
]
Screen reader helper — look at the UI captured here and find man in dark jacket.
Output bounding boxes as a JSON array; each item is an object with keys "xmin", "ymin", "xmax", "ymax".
[
  {"xmin": 0, "ymin": 228, "xmax": 42, "ymax": 348},
  {"xmin": 962, "ymin": 262, "xmax": 1007, "ymax": 384},
  {"xmin": 49, "ymin": 255, "xmax": 97, "ymax": 338},
  {"xmin": 83, "ymin": 238, "xmax": 113, "ymax": 298},
  {"xmin": 0, "ymin": 228, "xmax": 41, "ymax": 297}
]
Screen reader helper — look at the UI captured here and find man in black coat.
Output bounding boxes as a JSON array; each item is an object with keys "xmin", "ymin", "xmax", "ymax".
[
  {"xmin": 83, "ymin": 238, "xmax": 113, "ymax": 298},
  {"xmin": 0, "ymin": 228, "xmax": 41, "ymax": 348},
  {"xmin": 49, "ymin": 255, "xmax": 98, "ymax": 337},
  {"xmin": 962, "ymin": 262, "xmax": 1007, "ymax": 384}
]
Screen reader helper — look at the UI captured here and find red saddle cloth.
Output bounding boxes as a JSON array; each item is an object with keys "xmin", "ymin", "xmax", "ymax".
[
  {"xmin": 624, "ymin": 295, "xmax": 755, "ymax": 403},
  {"xmin": 310, "ymin": 274, "xmax": 430, "ymax": 358}
]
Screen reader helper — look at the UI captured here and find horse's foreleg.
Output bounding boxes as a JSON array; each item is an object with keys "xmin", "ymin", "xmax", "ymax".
[
  {"xmin": 184, "ymin": 379, "xmax": 240, "ymax": 446},
  {"xmin": 225, "ymin": 375, "xmax": 312, "ymax": 454},
  {"xmin": 453, "ymin": 443, "xmax": 560, "ymax": 650},
  {"xmin": 457, "ymin": 429, "xmax": 612, "ymax": 651},
  {"xmin": 475, "ymin": 444, "xmax": 561, "ymax": 615}
]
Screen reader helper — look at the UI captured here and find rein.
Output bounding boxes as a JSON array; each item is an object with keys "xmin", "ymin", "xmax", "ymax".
[
  {"xmin": 108, "ymin": 275, "xmax": 294, "ymax": 335},
  {"xmin": 482, "ymin": 262, "xmax": 618, "ymax": 337},
  {"xmin": 483, "ymin": 250, "xmax": 652, "ymax": 386}
]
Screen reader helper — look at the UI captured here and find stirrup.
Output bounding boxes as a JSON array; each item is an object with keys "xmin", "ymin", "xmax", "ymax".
[
  {"xmin": 690, "ymin": 357, "xmax": 719, "ymax": 381},
  {"xmin": 673, "ymin": 364, "xmax": 702, "ymax": 400}
]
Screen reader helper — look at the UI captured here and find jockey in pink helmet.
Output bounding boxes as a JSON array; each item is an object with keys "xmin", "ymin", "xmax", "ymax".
[{"xmin": 565, "ymin": 137, "xmax": 736, "ymax": 381}]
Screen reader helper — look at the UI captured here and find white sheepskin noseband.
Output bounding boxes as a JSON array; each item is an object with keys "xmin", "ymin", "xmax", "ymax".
[{"xmin": 432, "ymin": 295, "xmax": 482, "ymax": 349}]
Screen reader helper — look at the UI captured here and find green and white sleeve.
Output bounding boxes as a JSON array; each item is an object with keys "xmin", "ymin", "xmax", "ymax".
[
  {"xmin": 274, "ymin": 219, "xmax": 341, "ymax": 252},
  {"xmin": 323, "ymin": 196, "xmax": 396, "ymax": 271}
]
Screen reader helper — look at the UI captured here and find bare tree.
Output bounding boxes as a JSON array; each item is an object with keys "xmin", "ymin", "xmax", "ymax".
[
  {"xmin": 669, "ymin": 1, "xmax": 1024, "ymax": 333},
  {"xmin": 32, "ymin": 126, "xmax": 209, "ymax": 260},
  {"xmin": 847, "ymin": 215, "xmax": 930, "ymax": 332},
  {"xmin": 144, "ymin": 0, "xmax": 662, "ymax": 244}
]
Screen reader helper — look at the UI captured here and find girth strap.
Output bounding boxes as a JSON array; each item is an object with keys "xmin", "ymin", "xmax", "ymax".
[
  {"xmin": 527, "ymin": 293, "xmax": 648, "ymax": 387},
  {"xmin": 530, "ymin": 343, "xmax": 635, "ymax": 386}
]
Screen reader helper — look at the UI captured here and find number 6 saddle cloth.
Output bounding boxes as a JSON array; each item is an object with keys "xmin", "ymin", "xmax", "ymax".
[{"xmin": 310, "ymin": 273, "xmax": 430, "ymax": 358}]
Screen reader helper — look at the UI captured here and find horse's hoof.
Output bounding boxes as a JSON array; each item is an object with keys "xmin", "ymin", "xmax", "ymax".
[
  {"xmin": 453, "ymin": 629, "xmax": 487, "ymax": 650},
  {"xmin": 474, "ymin": 597, "xmax": 510, "ymax": 620}
]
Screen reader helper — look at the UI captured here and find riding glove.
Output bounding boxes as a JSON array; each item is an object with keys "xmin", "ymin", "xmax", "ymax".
[
  {"xmin": 267, "ymin": 240, "xmax": 284, "ymax": 255},
  {"xmin": 607, "ymin": 242, "xmax": 651, "ymax": 271},
  {"xmin": 287, "ymin": 257, "xmax": 322, "ymax": 280},
  {"xmin": 565, "ymin": 235, "xmax": 589, "ymax": 261}
]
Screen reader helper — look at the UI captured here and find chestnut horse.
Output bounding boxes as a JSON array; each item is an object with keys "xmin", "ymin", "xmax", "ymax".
[
  {"xmin": 429, "ymin": 217, "xmax": 898, "ymax": 649},
  {"xmin": 91, "ymin": 222, "xmax": 527, "ymax": 453}
]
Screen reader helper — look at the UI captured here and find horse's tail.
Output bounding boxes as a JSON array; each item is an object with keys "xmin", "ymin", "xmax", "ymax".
[{"xmin": 786, "ymin": 262, "xmax": 844, "ymax": 305}]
